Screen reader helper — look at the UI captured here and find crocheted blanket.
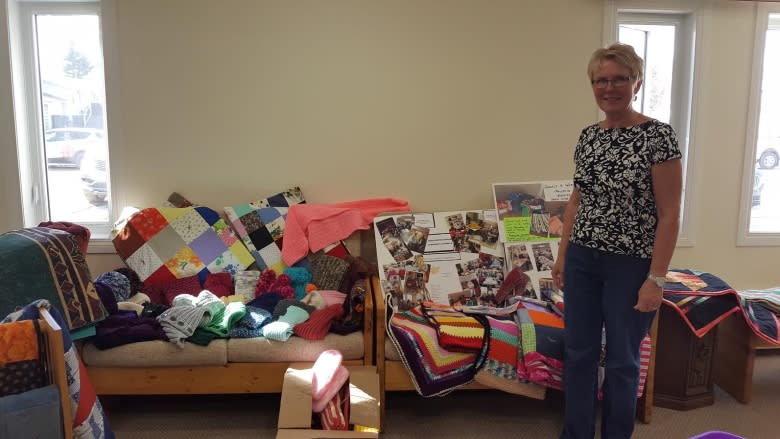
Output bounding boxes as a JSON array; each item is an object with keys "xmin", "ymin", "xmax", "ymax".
[
  {"xmin": 0, "ymin": 227, "xmax": 107, "ymax": 331},
  {"xmin": 387, "ymin": 298, "xmax": 652, "ymax": 398},
  {"xmin": 387, "ymin": 305, "xmax": 487, "ymax": 397}
]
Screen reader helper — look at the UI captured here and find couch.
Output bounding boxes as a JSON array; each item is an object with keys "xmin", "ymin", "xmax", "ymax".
[{"xmin": 80, "ymin": 277, "xmax": 375, "ymax": 396}]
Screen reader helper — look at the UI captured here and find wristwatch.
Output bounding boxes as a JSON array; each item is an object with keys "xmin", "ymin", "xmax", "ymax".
[{"xmin": 647, "ymin": 273, "xmax": 666, "ymax": 288}]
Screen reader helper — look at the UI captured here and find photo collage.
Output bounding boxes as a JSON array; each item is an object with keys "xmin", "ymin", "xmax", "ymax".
[
  {"xmin": 493, "ymin": 181, "xmax": 572, "ymax": 307},
  {"xmin": 374, "ymin": 211, "xmax": 506, "ymax": 311},
  {"xmin": 374, "ymin": 181, "xmax": 571, "ymax": 312}
]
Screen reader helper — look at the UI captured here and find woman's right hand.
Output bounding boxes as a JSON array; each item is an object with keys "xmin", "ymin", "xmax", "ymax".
[{"xmin": 552, "ymin": 259, "xmax": 565, "ymax": 290}]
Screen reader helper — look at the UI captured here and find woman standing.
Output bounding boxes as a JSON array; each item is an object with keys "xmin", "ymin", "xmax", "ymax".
[{"xmin": 552, "ymin": 43, "xmax": 682, "ymax": 439}]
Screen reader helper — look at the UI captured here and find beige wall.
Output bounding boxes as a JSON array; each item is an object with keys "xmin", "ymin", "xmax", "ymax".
[{"xmin": 3, "ymin": 0, "xmax": 779, "ymax": 289}]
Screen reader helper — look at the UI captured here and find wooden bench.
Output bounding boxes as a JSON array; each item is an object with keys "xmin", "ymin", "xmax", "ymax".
[
  {"xmin": 372, "ymin": 277, "xmax": 658, "ymax": 430},
  {"xmin": 712, "ymin": 312, "xmax": 776, "ymax": 403}
]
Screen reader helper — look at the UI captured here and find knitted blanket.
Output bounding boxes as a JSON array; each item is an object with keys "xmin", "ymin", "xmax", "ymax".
[{"xmin": 0, "ymin": 227, "xmax": 107, "ymax": 331}]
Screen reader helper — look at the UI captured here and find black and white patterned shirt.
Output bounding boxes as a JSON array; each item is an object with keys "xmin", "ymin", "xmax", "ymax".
[{"xmin": 570, "ymin": 120, "xmax": 681, "ymax": 259}]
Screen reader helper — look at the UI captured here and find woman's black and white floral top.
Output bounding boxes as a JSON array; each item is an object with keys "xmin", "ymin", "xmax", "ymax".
[{"xmin": 570, "ymin": 120, "xmax": 681, "ymax": 259}]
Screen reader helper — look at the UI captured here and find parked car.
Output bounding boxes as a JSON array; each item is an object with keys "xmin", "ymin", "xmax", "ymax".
[
  {"xmin": 757, "ymin": 147, "xmax": 779, "ymax": 169},
  {"xmin": 80, "ymin": 146, "xmax": 108, "ymax": 205},
  {"xmin": 45, "ymin": 127, "xmax": 105, "ymax": 168},
  {"xmin": 753, "ymin": 169, "xmax": 764, "ymax": 207}
]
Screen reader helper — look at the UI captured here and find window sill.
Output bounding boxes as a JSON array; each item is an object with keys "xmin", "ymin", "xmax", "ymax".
[{"xmin": 87, "ymin": 238, "xmax": 116, "ymax": 254}]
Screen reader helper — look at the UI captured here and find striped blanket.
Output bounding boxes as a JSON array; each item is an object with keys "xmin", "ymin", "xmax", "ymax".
[{"xmin": 387, "ymin": 297, "xmax": 651, "ymax": 398}]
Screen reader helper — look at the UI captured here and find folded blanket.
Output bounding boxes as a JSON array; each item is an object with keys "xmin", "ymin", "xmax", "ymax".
[{"xmin": 387, "ymin": 303, "xmax": 487, "ymax": 397}]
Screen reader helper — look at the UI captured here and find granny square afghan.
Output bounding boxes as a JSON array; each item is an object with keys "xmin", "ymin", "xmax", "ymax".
[
  {"xmin": 223, "ymin": 187, "xmax": 307, "ymax": 273},
  {"xmin": 113, "ymin": 206, "xmax": 254, "ymax": 285}
]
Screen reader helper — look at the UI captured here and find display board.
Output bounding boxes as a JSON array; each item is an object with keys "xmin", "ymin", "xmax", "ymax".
[{"xmin": 492, "ymin": 180, "xmax": 572, "ymax": 308}]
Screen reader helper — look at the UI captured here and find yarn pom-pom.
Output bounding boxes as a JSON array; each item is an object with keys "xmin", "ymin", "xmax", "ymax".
[{"xmin": 255, "ymin": 269, "xmax": 277, "ymax": 297}]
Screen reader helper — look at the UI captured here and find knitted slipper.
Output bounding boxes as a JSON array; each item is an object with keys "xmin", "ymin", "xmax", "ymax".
[{"xmin": 311, "ymin": 349, "xmax": 349, "ymax": 413}]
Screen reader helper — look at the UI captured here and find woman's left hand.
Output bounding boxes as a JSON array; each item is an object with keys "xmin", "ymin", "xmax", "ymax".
[{"xmin": 634, "ymin": 280, "xmax": 663, "ymax": 312}]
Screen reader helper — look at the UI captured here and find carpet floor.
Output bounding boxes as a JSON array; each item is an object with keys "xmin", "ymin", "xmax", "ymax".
[{"xmin": 105, "ymin": 351, "xmax": 780, "ymax": 438}]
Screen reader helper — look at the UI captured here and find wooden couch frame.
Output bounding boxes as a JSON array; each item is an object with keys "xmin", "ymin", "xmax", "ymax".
[
  {"xmin": 38, "ymin": 307, "xmax": 73, "ymax": 439},
  {"xmin": 372, "ymin": 277, "xmax": 658, "ymax": 431},
  {"xmin": 83, "ymin": 279, "xmax": 375, "ymax": 395}
]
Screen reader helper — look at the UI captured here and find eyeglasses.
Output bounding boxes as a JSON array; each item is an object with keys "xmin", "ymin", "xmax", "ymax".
[{"xmin": 591, "ymin": 76, "xmax": 633, "ymax": 89}]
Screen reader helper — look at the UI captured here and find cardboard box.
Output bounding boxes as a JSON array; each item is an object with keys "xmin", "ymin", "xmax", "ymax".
[{"xmin": 277, "ymin": 364, "xmax": 381, "ymax": 439}]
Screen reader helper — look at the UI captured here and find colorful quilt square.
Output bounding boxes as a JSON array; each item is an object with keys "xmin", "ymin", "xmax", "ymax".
[
  {"xmin": 206, "ymin": 248, "xmax": 244, "ymax": 276},
  {"xmin": 112, "ymin": 224, "xmax": 146, "ymax": 260},
  {"xmin": 214, "ymin": 220, "xmax": 238, "ymax": 246},
  {"xmin": 230, "ymin": 218, "xmax": 248, "ymax": 239},
  {"xmin": 164, "ymin": 246, "xmax": 206, "ymax": 278},
  {"xmin": 157, "ymin": 207, "xmax": 189, "ymax": 223},
  {"xmin": 147, "ymin": 225, "xmax": 187, "ymax": 263},
  {"xmin": 126, "ymin": 243, "xmax": 164, "ymax": 280},
  {"xmin": 169, "ymin": 209, "xmax": 210, "ymax": 243},
  {"xmin": 266, "ymin": 216, "xmax": 287, "ymax": 241},
  {"xmin": 258, "ymin": 206, "xmax": 285, "ymax": 224},
  {"xmin": 189, "ymin": 229, "xmax": 227, "ymax": 265},
  {"xmin": 145, "ymin": 265, "xmax": 178, "ymax": 286},
  {"xmin": 239, "ymin": 213, "xmax": 264, "ymax": 235},
  {"xmin": 229, "ymin": 241, "xmax": 255, "ymax": 267},
  {"xmin": 257, "ymin": 243, "xmax": 283, "ymax": 271},
  {"xmin": 266, "ymin": 192, "xmax": 289, "ymax": 207},
  {"xmin": 249, "ymin": 227, "xmax": 274, "ymax": 250},
  {"xmin": 128, "ymin": 208, "xmax": 168, "ymax": 241},
  {"xmin": 230, "ymin": 203, "xmax": 255, "ymax": 217},
  {"xmin": 195, "ymin": 206, "xmax": 221, "ymax": 226}
]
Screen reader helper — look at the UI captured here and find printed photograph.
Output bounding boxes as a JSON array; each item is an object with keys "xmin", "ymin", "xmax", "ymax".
[
  {"xmin": 402, "ymin": 225, "xmax": 430, "ymax": 254},
  {"xmin": 531, "ymin": 242, "xmax": 555, "ymax": 272},
  {"xmin": 446, "ymin": 213, "xmax": 468, "ymax": 252},
  {"xmin": 506, "ymin": 243, "xmax": 534, "ymax": 272}
]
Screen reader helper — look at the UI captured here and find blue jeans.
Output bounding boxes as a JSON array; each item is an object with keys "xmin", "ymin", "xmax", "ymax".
[{"xmin": 559, "ymin": 243, "xmax": 656, "ymax": 439}]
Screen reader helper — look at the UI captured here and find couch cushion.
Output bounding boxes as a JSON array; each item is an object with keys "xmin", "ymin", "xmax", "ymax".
[
  {"xmin": 81, "ymin": 340, "xmax": 228, "ymax": 367},
  {"xmin": 385, "ymin": 338, "xmax": 401, "ymax": 361},
  {"xmin": 227, "ymin": 333, "xmax": 363, "ymax": 362}
]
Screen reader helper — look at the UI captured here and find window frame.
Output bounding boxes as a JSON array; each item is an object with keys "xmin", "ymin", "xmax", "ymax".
[
  {"xmin": 737, "ymin": 3, "xmax": 780, "ymax": 246},
  {"xmin": 604, "ymin": 0, "xmax": 700, "ymax": 248},
  {"xmin": 8, "ymin": 0, "xmax": 119, "ymax": 252}
]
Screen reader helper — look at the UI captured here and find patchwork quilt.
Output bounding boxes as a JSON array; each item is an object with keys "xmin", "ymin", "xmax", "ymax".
[
  {"xmin": 737, "ymin": 287, "xmax": 780, "ymax": 345},
  {"xmin": 662, "ymin": 269, "xmax": 741, "ymax": 337},
  {"xmin": 224, "ymin": 187, "xmax": 307, "ymax": 273},
  {"xmin": 0, "ymin": 227, "xmax": 107, "ymax": 331},
  {"xmin": 3, "ymin": 300, "xmax": 115, "ymax": 439},
  {"xmin": 112, "ymin": 206, "xmax": 254, "ymax": 285}
]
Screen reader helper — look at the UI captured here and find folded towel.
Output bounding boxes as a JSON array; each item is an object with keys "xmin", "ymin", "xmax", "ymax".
[{"xmin": 311, "ymin": 349, "xmax": 350, "ymax": 413}]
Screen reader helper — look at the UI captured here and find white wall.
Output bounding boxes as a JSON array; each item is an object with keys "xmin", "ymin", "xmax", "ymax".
[{"xmin": 2, "ymin": 0, "xmax": 778, "ymax": 289}]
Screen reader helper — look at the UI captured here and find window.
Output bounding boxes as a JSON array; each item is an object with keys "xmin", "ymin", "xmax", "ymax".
[
  {"xmin": 8, "ymin": 1, "xmax": 114, "ymax": 247},
  {"xmin": 606, "ymin": 4, "xmax": 698, "ymax": 246},
  {"xmin": 739, "ymin": 5, "xmax": 780, "ymax": 245}
]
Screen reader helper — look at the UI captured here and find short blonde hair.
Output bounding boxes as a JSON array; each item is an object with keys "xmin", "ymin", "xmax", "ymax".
[{"xmin": 587, "ymin": 43, "xmax": 644, "ymax": 82}]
